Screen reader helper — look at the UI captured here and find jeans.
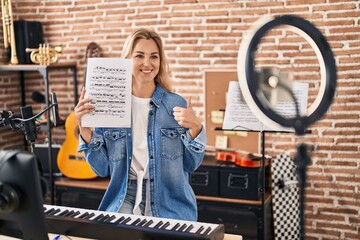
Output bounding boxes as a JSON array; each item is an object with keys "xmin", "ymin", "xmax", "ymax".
[{"xmin": 118, "ymin": 179, "xmax": 146, "ymax": 215}]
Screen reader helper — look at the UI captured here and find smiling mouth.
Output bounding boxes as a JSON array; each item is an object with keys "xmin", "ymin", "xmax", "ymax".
[{"xmin": 141, "ymin": 69, "xmax": 152, "ymax": 73}]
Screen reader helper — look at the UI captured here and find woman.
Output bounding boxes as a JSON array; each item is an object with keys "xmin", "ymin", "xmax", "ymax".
[{"xmin": 75, "ymin": 28, "xmax": 207, "ymax": 221}]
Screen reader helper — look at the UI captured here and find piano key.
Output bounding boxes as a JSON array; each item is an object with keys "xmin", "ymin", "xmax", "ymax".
[
  {"xmin": 130, "ymin": 218, "xmax": 141, "ymax": 226},
  {"xmin": 153, "ymin": 220, "xmax": 163, "ymax": 229},
  {"xmin": 84, "ymin": 212, "xmax": 95, "ymax": 220},
  {"xmin": 195, "ymin": 225, "xmax": 205, "ymax": 234},
  {"xmin": 63, "ymin": 210, "xmax": 76, "ymax": 217},
  {"xmin": 113, "ymin": 216, "xmax": 125, "ymax": 224},
  {"xmin": 104, "ymin": 215, "xmax": 116, "ymax": 223},
  {"xmin": 78, "ymin": 212, "xmax": 90, "ymax": 219},
  {"xmin": 48, "ymin": 208, "xmax": 61, "ymax": 216},
  {"xmin": 185, "ymin": 224, "xmax": 194, "ymax": 232},
  {"xmin": 171, "ymin": 222, "xmax": 181, "ymax": 231},
  {"xmin": 44, "ymin": 208, "xmax": 57, "ymax": 215},
  {"xmin": 203, "ymin": 227, "xmax": 213, "ymax": 235},
  {"xmin": 99, "ymin": 214, "xmax": 111, "ymax": 222},
  {"xmin": 93, "ymin": 213, "xmax": 105, "ymax": 221},
  {"xmin": 57, "ymin": 210, "xmax": 69, "ymax": 216},
  {"xmin": 68, "ymin": 211, "xmax": 81, "ymax": 218},
  {"xmin": 143, "ymin": 219, "xmax": 154, "ymax": 227},
  {"xmin": 137, "ymin": 219, "xmax": 147, "ymax": 227},
  {"xmin": 121, "ymin": 216, "xmax": 132, "ymax": 224},
  {"xmin": 160, "ymin": 221, "xmax": 170, "ymax": 230},
  {"xmin": 178, "ymin": 223, "xmax": 187, "ymax": 232}
]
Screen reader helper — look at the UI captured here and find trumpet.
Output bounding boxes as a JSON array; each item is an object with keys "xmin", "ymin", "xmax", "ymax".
[
  {"xmin": 1, "ymin": 0, "xmax": 18, "ymax": 64},
  {"xmin": 25, "ymin": 44, "xmax": 63, "ymax": 65}
]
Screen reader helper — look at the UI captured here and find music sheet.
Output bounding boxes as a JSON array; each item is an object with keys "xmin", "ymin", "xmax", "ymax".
[
  {"xmin": 222, "ymin": 81, "xmax": 308, "ymax": 132},
  {"xmin": 81, "ymin": 58, "xmax": 132, "ymax": 128}
]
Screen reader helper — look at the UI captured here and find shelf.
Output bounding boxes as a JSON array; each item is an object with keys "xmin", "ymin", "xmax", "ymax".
[
  {"xmin": 54, "ymin": 177, "xmax": 109, "ymax": 191},
  {"xmin": 0, "ymin": 63, "xmax": 78, "ymax": 106},
  {"xmin": 0, "ymin": 63, "xmax": 77, "ymax": 71},
  {"xmin": 0, "ymin": 63, "xmax": 78, "ymax": 205}
]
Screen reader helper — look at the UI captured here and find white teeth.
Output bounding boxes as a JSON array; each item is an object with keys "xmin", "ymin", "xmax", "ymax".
[{"xmin": 142, "ymin": 70, "xmax": 152, "ymax": 73}]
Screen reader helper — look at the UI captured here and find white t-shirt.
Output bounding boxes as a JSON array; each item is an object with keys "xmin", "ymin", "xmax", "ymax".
[
  {"xmin": 129, "ymin": 95, "xmax": 151, "ymax": 180},
  {"xmin": 129, "ymin": 95, "xmax": 151, "ymax": 216}
]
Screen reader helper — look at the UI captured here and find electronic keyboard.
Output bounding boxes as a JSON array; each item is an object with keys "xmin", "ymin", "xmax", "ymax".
[{"xmin": 44, "ymin": 204, "xmax": 225, "ymax": 240}]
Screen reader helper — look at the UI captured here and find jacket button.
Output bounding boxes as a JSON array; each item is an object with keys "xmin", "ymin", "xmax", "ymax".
[
  {"xmin": 150, "ymin": 156, "xmax": 153, "ymax": 159},
  {"xmin": 150, "ymin": 111, "xmax": 153, "ymax": 115}
]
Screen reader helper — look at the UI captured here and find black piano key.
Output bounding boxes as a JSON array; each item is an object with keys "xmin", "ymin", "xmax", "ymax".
[
  {"xmin": 113, "ymin": 216, "xmax": 125, "ymax": 224},
  {"xmin": 57, "ymin": 210, "xmax": 70, "ymax": 216},
  {"xmin": 93, "ymin": 214, "xmax": 105, "ymax": 221},
  {"xmin": 122, "ymin": 217, "xmax": 132, "ymax": 224},
  {"xmin": 161, "ymin": 222, "xmax": 170, "ymax": 230},
  {"xmin": 185, "ymin": 224, "xmax": 194, "ymax": 232},
  {"xmin": 178, "ymin": 223, "xmax": 187, "ymax": 232},
  {"xmin": 170, "ymin": 223, "xmax": 180, "ymax": 231},
  {"xmin": 203, "ymin": 227, "xmax": 212, "ymax": 235},
  {"xmin": 44, "ymin": 208, "xmax": 56, "ymax": 215},
  {"xmin": 48, "ymin": 209, "xmax": 61, "ymax": 216},
  {"xmin": 84, "ymin": 213, "xmax": 95, "ymax": 220},
  {"xmin": 98, "ymin": 214, "xmax": 111, "ymax": 222},
  {"xmin": 63, "ymin": 210, "xmax": 75, "ymax": 217},
  {"xmin": 78, "ymin": 212, "xmax": 90, "ymax": 219},
  {"xmin": 130, "ymin": 218, "xmax": 141, "ymax": 226},
  {"xmin": 68, "ymin": 211, "xmax": 81, "ymax": 218},
  {"xmin": 137, "ymin": 219, "xmax": 147, "ymax": 227},
  {"xmin": 153, "ymin": 221, "xmax": 164, "ymax": 229},
  {"xmin": 195, "ymin": 225, "xmax": 204, "ymax": 234},
  {"xmin": 104, "ymin": 215, "xmax": 116, "ymax": 223},
  {"xmin": 143, "ymin": 219, "xmax": 154, "ymax": 227}
]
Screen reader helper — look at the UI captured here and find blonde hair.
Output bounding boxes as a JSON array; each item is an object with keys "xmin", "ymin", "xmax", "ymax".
[{"xmin": 121, "ymin": 28, "xmax": 172, "ymax": 92}]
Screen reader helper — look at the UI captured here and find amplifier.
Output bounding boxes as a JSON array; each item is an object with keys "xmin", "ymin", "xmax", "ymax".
[
  {"xmin": 190, "ymin": 154, "xmax": 269, "ymax": 201},
  {"xmin": 197, "ymin": 195, "xmax": 273, "ymax": 239},
  {"xmin": 14, "ymin": 20, "xmax": 43, "ymax": 64},
  {"xmin": 33, "ymin": 143, "xmax": 62, "ymax": 177},
  {"xmin": 190, "ymin": 155, "xmax": 220, "ymax": 197},
  {"xmin": 218, "ymin": 161, "xmax": 265, "ymax": 201}
]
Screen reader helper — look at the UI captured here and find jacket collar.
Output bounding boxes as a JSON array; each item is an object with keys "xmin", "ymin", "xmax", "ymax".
[{"xmin": 150, "ymin": 84, "xmax": 164, "ymax": 108}]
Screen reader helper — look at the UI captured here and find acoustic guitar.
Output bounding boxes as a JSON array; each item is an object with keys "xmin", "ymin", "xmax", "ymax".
[{"xmin": 57, "ymin": 42, "xmax": 100, "ymax": 179}]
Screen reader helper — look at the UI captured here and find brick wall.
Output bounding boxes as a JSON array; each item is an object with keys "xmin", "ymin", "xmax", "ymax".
[{"xmin": 0, "ymin": 0, "xmax": 359, "ymax": 239}]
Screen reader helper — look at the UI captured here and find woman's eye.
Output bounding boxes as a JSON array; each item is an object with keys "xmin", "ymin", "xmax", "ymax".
[
  {"xmin": 151, "ymin": 55, "xmax": 159, "ymax": 59},
  {"xmin": 134, "ymin": 55, "xmax": 143, "ymax": 58}
]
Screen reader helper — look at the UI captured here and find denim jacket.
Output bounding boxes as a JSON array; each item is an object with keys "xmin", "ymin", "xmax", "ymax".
[{"xmin": 78, "ymin": 84, "xmax": 207, "ymax": 221}]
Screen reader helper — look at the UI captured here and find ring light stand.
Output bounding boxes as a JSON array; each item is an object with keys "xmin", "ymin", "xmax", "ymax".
[{"xmin": 237, "ymin": 15, "xmax": 337, "ymax": 240}]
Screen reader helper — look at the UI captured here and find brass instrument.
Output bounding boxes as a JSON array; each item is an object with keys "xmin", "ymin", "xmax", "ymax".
[
  {"xmin": 1, "ymin": 0, "xmax": 18, "ymax": 64},
  {"xmin": 25, "ymin": 44, "xmax": 62, "ymax": 65}
]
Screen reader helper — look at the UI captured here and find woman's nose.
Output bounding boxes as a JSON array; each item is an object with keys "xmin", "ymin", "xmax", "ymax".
[{"xmin": 142, "ymin": 57, "xmax": 150, "ymax": 66}]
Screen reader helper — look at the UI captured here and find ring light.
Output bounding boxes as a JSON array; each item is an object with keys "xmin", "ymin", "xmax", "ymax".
[{"xmin": 237, "ymin": 15, "xmax": 337, "ymax": 134}]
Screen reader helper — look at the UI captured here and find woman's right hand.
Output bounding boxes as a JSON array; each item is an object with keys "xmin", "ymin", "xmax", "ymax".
[{"xmin": 74, "ymin": 87, "xmax": 95, "ymax": 144}]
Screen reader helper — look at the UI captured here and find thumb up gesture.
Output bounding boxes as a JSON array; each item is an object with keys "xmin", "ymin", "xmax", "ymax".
[{"xmin": 173, "ymin": 97, "xmax": 202, "ymax": 139}]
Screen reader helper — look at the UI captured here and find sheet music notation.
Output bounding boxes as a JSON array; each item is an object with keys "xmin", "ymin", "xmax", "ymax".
[{"xmin": 82, "ymin": 58, "xmax": 132, "ymax": 128}]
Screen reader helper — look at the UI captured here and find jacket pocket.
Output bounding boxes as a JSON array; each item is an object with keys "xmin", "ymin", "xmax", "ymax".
[
  {"xmin": 160, "ymin": 127, "xmax": 184, "ymax": 160},
  {"xmin": 104, "ymin": 129, "xmax": 127, "ymax": 161}
]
